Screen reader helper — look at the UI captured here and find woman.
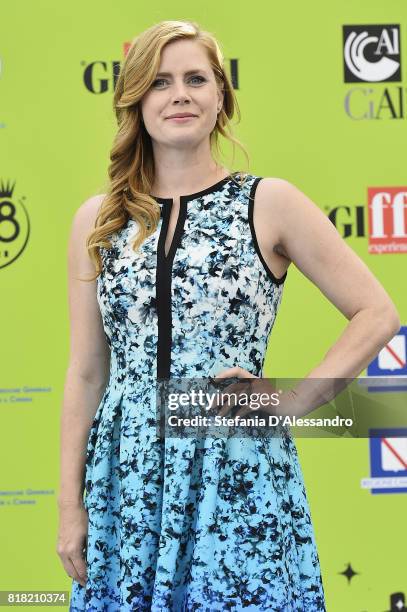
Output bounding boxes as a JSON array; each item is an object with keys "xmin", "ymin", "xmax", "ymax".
[{"xmin": 57, "ymin": 20, "xmax": 400, "ymax": 611}]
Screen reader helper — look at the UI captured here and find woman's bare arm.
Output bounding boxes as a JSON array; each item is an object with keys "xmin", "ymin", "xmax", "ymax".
[
  {"xmin": 57, "ymin": 194, "xmax": 110, "ymax": 508},
  {"xmin": 263, "ymin": 178, "xmax": 401, "ymax": 413}
]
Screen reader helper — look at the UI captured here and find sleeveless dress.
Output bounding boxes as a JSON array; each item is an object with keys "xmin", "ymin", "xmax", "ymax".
[{"xmin": 69, "ymin": 172, "xmax": 326, "ymax": 611}]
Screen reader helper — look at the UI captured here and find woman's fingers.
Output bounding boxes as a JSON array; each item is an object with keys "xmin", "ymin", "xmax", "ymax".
[
  {"xmin": 70, "ymin": 550, "xmax": 88, "ymax": 586},
  {"xmin": 216, "ymin": 381, "xmax": 253, "ymax": 417},
  {"xmin": 213, "ymin": 367, "xmax": 257, "ymax": 417},
  {"xmin": 58, "ymin": 551, "xmax": 86, "ymax": 587}
]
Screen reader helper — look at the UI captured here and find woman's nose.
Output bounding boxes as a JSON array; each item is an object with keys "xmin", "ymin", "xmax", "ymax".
[{"xmin": 171, "ymin": 83, "xmax": 191, "ymax": 103}]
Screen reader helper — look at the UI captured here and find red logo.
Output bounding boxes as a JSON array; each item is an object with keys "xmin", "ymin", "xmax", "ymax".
[{"xmin": 368, "ymin": 187, "xmax": 407, "ymax": 254}]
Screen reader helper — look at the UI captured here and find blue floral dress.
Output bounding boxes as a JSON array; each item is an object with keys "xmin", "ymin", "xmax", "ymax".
[{"xmin": 69, "ymin": 172, "xmax": 326, "ymax": 611}]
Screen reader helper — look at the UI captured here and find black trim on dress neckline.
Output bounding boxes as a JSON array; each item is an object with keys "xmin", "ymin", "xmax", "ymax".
[
  {"xmin": 156, "ymin": 199, "xmax": 188, "ymax": 379},
  {"xmin": 151, "ymin": 172, "xmax": 238, "ymax": 204}
]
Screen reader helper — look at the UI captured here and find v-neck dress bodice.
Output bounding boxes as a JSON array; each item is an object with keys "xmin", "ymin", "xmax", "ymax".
[{"xmin": 69, "ymin": 172, "xmax": 326, "ymax": 611}]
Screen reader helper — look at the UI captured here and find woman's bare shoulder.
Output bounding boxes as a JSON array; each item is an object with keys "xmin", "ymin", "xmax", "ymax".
[
  {"xmin": 251, "ymin": 177, "xmax": 293, "ymax": 242},
  {"xmin": 73, "ymin": 193, "xmax": 107, "ymax": 229},
  {"xmin": 254, "ymin": 177, "xmax": 295, "ymax": 206},
  {"xmin": 254, "ymin": 176, "xmax": 322, "ymax": 240},
  {"xmin": 68, "ymin": 194, "xmax": 107, "ymax": 275},
  {"xmin": 256, "ymin": 177, "xmax": 297, "ymax": 199}
]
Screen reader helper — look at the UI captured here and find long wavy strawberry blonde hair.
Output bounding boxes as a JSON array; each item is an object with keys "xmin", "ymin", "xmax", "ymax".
[{"xmin": 85, "ymin": 19, "xmax": 250, "ymax": 281}]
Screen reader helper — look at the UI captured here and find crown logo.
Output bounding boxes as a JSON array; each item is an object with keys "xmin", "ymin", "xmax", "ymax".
[{"xmin": 0, "ymin": 179, "xmax": 16, "ymax": 198}]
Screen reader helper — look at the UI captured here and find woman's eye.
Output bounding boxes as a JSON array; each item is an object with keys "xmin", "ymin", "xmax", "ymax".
[
  {"xmin": 152, "ymin": 78, "xmax": 166, "ymax": 88},
  {"xmin": 151, "ymin": 75, "xmax": 206, "ymax": 88},
  {"xmin": 190, "ymin": 75, "xmax": 206, "ymax": 84}
]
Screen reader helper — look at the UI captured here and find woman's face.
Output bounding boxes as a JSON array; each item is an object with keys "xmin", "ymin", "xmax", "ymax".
[{"xmin": 140, "ymin": 39, "xmax": 224, "ymax": 150}]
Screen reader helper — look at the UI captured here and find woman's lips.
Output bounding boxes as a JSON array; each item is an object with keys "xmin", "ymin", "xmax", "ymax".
[{"xmin": 166, "ymin": 116, "xmax": 197, "ymax": 122}]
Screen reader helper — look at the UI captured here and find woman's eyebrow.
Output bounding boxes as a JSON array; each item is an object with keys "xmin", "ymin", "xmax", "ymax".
[{"xmin": 155, "ymin": 69, "xmax": 208, "ymax": 77}]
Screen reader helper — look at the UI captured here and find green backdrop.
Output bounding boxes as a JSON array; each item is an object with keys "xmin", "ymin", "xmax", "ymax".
[{"xmin": 1, "ymin": 1, "xmax": 405, "ymax": 610}]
